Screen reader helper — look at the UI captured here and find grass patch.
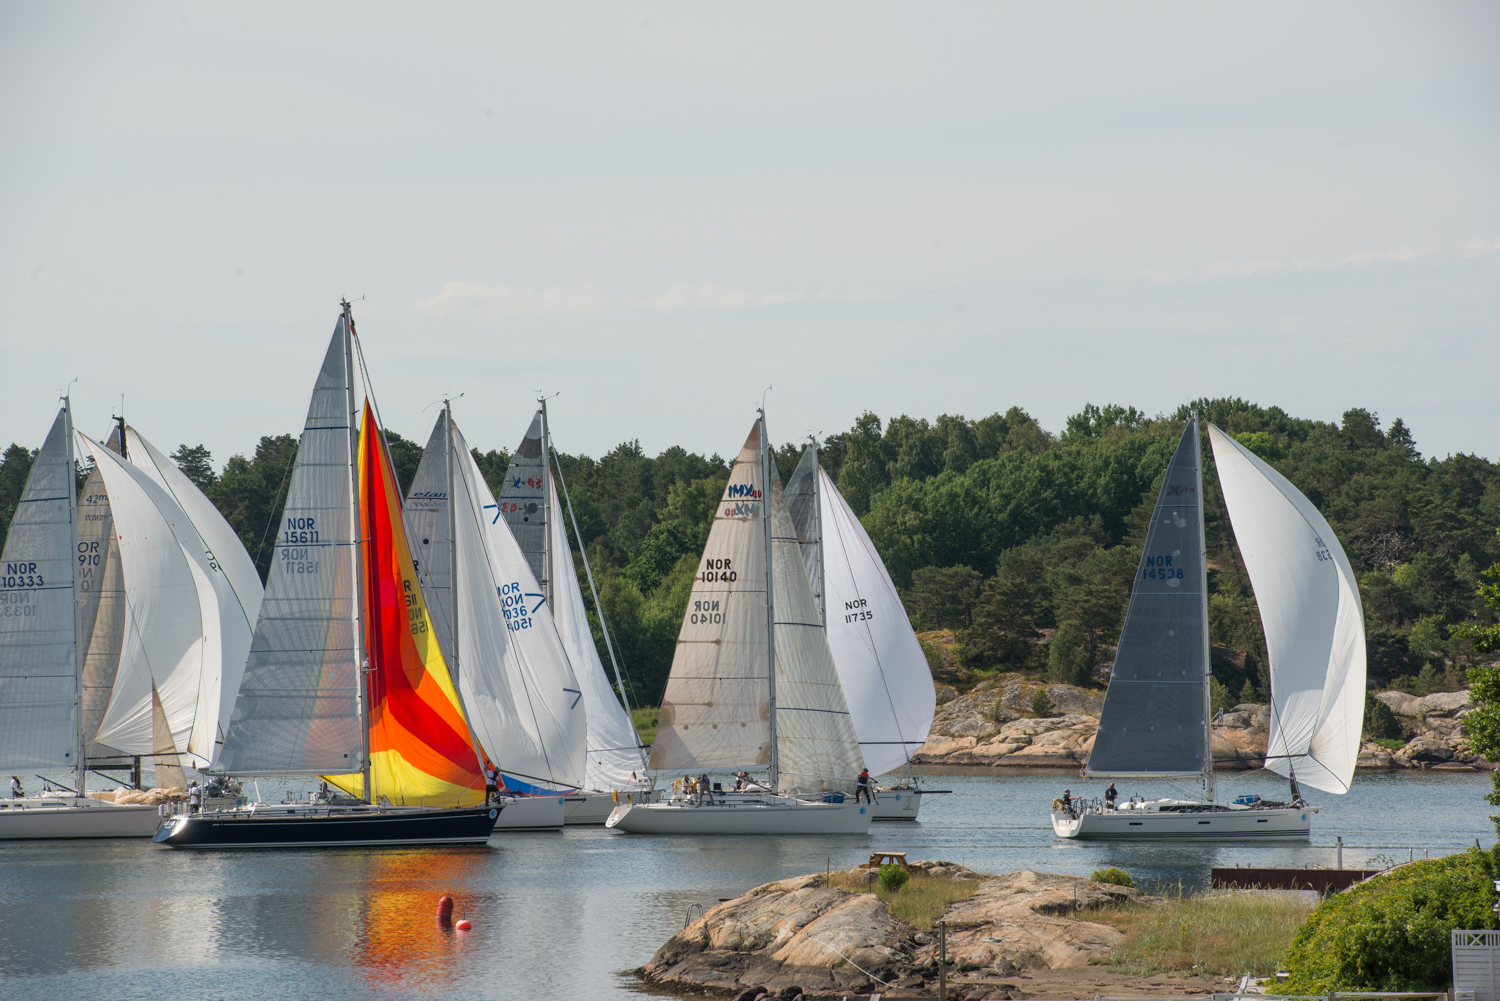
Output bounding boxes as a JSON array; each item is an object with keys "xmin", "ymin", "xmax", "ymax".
[
  {"xmin": 1373, "ymin": 737, "xmax": 1406, "ymax": 752},
  {"xmin": 823, "ymin": 870, "xmax": 981, "ymax": 931},
  {"xmin": 1097, "ymin": 890, "xmax": 1312, "ymax": 976},
  {"xmin": 632, "ymin": 706, "xmax": 659, "ymax": 746}
]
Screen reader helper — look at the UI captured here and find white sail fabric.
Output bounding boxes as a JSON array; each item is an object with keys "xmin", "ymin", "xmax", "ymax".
[
  {"xmin": 497, "ymin": 412, "xmax": 549, "ymax": 594},
  {"xmin": 650, "ymin": 425, "xmax": 773, "ymax": 774},
  {"xmin": 82, "ymin": 435, "xmax": 215, "ymax": 760},
  {"xmin": 0, "ymin": 407, "xmax": 80, "ymax": 772},
  {"xmin": 405, "ymin": 414, "xmax": 454, "ymax": 643},
  {"xmin": 547, "ymin": 477, "xmax": 646, "ymax": 790},
  {"xmin": 126, "ymin": 426, "xmax": 262, "ymax": 765},
  {"xmin": 818, "ymin": 466, "xmax": 937, "ymax": 776},
  {"xmin": 217, "ymin": 318, "xmax": 364, "ymax": 775},
  {"xmin": 435, "ymin": 419, "xmax": 586, "ymax": 792},
  {"xmin": 76, "ymin": 450, "xmax": 128, "ymax": 758},
  {"xmin": 1207, "ymin": 425, "xmax": 1366, "ymax": 794},
  {"xmin": 766, "ymin": 469, "xmax": 863, "ymax": 795},
  {"xmin": 784, "ymin": 447, "xmax": 823, "ymax": 619}
]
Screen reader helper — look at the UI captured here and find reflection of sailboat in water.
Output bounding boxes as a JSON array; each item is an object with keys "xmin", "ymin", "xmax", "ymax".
[
  {"xmin": 353, "ymin": 848, "xmax": 490, "ymax": 991},
  {"xmin": 784, "ymin": 441, "xmax": 940, "ymax": 821},
  {"xmin": 405, "ymin": 404, "xmax": 588, "ymax": 831},
  {"xmin": 155, "ymin": 302, "xmax": 499, "ymax": 848},
  {"xmin": 1052, "ymin": 413, "xmax": 1364, "ymax": 840},
  {"xmin": 607, "ymin": 414, "xmax": 870, "ymax": 834},
  {"xmin": 0, "ymin": 400, "xmax": 161, "ymax": 838}
]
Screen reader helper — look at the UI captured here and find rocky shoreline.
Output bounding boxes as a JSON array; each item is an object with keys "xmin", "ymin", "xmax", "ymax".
[
  {"xmin": 909, "ymin": 675, "xmax": 1488, "ymax": 772},
  {"xmin": 640, "ymin": 864, "xmax": 1158, "ymax": 999}
]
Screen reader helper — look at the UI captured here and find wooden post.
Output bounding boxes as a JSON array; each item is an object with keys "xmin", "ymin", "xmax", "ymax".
[{"xmin": 938, "ymin": 919, "xmax": 946, "ymax": 1001}]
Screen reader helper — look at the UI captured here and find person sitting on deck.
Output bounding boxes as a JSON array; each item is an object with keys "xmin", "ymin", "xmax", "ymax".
[
  {"xmin": 1104, "ymin": 782, "xmax": 1118, "ymax": 811},
  {"xmin": 855, "ymin": 768, "xmax": 872, "ymax": 804}
]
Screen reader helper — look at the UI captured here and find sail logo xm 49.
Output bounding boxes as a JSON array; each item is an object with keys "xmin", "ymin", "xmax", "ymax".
[{"xmin": 498, "ymin": 581, "xmax": 547, "ymax": 631}]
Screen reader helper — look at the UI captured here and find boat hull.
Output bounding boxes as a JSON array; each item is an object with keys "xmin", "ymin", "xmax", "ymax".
[
  {"xmin": 492, "ymin": 795, "xmax": 564, "ymax": 831},
  {"xmin": 0, "ymin": 799, "xmax": 162, "ymax": 839},
  {"xmin": 869, "ymin": 789, "xmax": 922, "ymax": 821},
  {"xmin": 152, "ymin": 805, "xmax": 501, "ymax": 848},
  {"xmin": 561, "ymin": 792, "xmax": 620, "ymax": 825},
  {"xmin": 606, "ymin": 798, "xmax": 871, "ymax": 834},
  {"xmin": 1052, "ymin": 805, "xmax": 1311, "ymax": 840}
]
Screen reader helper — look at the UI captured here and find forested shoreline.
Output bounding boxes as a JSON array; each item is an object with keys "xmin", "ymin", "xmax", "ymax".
[{"xmin": 3, "ymin": 399, "xmax": 1496, "ymax": 709}]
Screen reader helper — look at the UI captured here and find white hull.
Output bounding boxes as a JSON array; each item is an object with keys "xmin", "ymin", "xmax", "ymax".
[
  {"xmin": 0, "ymin": 798, "xmax": 162, "ymax": 839},
  {"xmin": 562, "ymin": 790, "xmax": 656, "ymax": 825},
  {"xmin": 869, "ymin": 789, "xmax": 922, "ymax": 821},
  {"xmin": 491, "ymin": 795, "xmax": 565, "ymax": 832},
  {"xmin": 1052, "ymin": 803, "xmax": 1310, "ymax": 840},
  {"xmin": 606, "ymin": 796, "xmax": 871, "ymax": 834}
]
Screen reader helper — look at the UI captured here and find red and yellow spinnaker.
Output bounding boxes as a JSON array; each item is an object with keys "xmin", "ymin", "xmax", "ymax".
[{"xmin": 327, "ymin": 402, "xmax": 485, "ymax": 806}]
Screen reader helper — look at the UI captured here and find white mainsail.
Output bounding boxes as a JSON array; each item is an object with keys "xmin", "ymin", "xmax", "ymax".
[
  {"xmin": 1207, "ymin": 425, "xmax": 1366, "ymax": 794},
  {"xmin": 80, "ymin": 435, "xmax": 225, "ymax": 765},
  {"xmin": 547, "ymin": 477, "xmax": 646, "ymax": 790},
  {"xmin": 816, "ymin": 464, "xmax": 936, "ymax": 777},
  {"xmin": 76, "ymin": 435, "xmax": 128, "ymax": 758},
  {"xmin": 126, "ymin": 426, "xmax": 262, "ymax": 765},
  {"xmin": 0, "ymin": 406, "xmax": 81, "ymax": 772},
  {"xmin": 409, "ymin": 414, "xmax": 587, "ymax": 792},
  {"xmin": 217, "ymin": 317, "xmax": 364, "ymax": 776},
  {"xmin": 497, "ymin": 413, "xmax": 550, "ymax": 597},
  {"xmin": 650, "ymin": 426, "xmax": 774, "ymax": 773}
]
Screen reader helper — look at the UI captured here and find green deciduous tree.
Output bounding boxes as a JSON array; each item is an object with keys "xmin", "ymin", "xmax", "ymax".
[{"xmin": 170, "ymin": 444, "xmax": 216, "ymax": 491}]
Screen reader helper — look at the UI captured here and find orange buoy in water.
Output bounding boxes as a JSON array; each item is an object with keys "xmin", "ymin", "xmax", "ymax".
[
  {"xmin": 455, "ymin": 920, "xmax": 472, "ymax": 931},
  {"xmin": 436, "ymin": 895, "xmax": 454, "ymax": 920}
]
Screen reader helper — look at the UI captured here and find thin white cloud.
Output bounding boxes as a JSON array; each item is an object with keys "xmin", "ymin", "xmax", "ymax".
[
  {"xmin": 624, "ymin": 283, "xmax": 804, "ymax": 311},
  {"xmin": 413, "ymin": 281, "xmax": 892, "ymax": 320},
  {"xmin": 1115, "ymin": 244, "xmax": 1435, "ymax": 285}
]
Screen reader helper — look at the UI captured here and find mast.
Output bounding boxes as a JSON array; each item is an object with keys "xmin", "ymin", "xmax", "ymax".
[
  {"xmin": 810, "ymin": 436, "xmax": 826, "ymax": 627},
  {"xmin": 760, "ymin": 409, "xmax": 778, "ymax": 793},
  {"xmin": 65, "ymin": 397, "xmax": 85, "ymax": 796},
  {"xmin": 1193, "ymin": 411, "xmax": 1215, "ymax": 805},
  {"xmin": 343, "ymin": 300, "xmax": 372, "ymax": 805},
  {"xmin": 539, "ymin": 396, "xmax": 552, "ymax": 607},
  {"xmin": 443, "ymin": 401, "xmax": 460, "ymax": 675}
]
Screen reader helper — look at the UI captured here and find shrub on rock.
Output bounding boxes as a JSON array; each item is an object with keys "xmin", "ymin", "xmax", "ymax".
[
  {"xmin": 1090, "ymin": 867, "xmax": 1134, "ymax": 887},
  {"xmin": 1030, "ymin": 687, "xmax": 1056, "ymax": 717},
  {"xmin": 877, "ymin": 864, "xmax": 910, "ymax": 893}
]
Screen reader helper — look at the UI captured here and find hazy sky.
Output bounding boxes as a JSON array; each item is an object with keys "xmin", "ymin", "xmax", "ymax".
[{"xmin": 3, "ymin": 3, "xmax": 1497, "ymax": 465}]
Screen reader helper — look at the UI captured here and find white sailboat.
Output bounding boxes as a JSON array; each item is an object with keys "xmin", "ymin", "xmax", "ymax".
[
  {"xmin": 495, "ymin": 402, "xmax": 651, "ymax": 824},
  {"xmin": 1052, "ymin": 413, "xmax": 1363, "ymax": 839},
  {"xmin": 606, "ymin": 414, "xmax": 871, "ymax": 835},
  {"xmin": 785, "ymin": 443, "xmax": 939, "ymax": 821},
  {"xmin": 406, "ymin": 406, "xmax": 589, "ymax": 831},
  {"xmin": 0, "ymin": 401, "xmax": 160, "ymax": 838}
]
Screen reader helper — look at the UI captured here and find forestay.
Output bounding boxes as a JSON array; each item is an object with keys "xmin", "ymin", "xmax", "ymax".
[
  {"xmin": 497, "ymin": 412, "xmax": 549, "ymax": 596},
  {"xmin": 0, "ymin": 407, "xmax": 80, "ymax": 772},
  {"xmin": 127, "ymin": 426, "xmax": 262, "ymax": 766},
  {"xmin": 818, "ymin": 464, "xmax": 936, "ymax": 777},
  {"xmin": 1088, "ymin": 420, "xmax": 1211, "ymax": 778},
  {"xmin": 217, "ymin": 318, "xmax": 363, "ymax": 776},
  {"xmin": 650, "ymin": 425, "xmax": 773, "ymax": 773},
  {"xmin": 547, "ymin": 478, "xmax": 646, "ymax": 790},
  {"xmin": 766, "ymin": 467, "xmax": 863, "ymax": 795},
  {"xmin": 1207, "ymin": 425, "xmax": 1366, "ymax": 794},
  {"xmin": 432, "ymin": 418, "xmax": 586, "ymax": 792}
]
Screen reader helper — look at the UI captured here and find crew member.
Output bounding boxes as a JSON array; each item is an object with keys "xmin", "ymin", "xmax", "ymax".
[
  {"xmin": 1061, "ymin": 788, "xmax": 1073, "ymax": 814},
  {"xmin": 855, "ymin": 768, "xmax": 872, "ymax": 804},
  {"xmin": 1104, "ymin": 782, "xmax": 1118, "ymax": 810},
  {"xmin": 484, "ymin": 766, "xmax": 500, "ymax": 805},
  {"xmin": 188, "ymin": 780, "xmax": 202, "ymax": 815},
  {"xmin": 9, "ymin": 775, "xmax": 22, "ymax": 799}
]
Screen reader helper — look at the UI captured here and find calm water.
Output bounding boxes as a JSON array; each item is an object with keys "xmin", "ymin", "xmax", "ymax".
[{"xmin": 0, "ymin": 768, "xmax": 1490, "ymax": 1000}]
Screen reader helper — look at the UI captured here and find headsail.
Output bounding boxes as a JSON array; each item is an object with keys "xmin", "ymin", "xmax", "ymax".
[
  {"xmin": 496, "ymin": 412, "xmax": 549, "ymax": 596},
  {"xmin": 328, "ymin": 403, "xmax": 484, "ymax": 806},
  {"xmin": 784, "ymin": 447, "xmax": 823, "ymax": 620},
  {"xmin": 548, "ymin": 476, "xmax": 646, "ymax": 790},
  {"xmin": 0, "ymin": 406, "xmax": 80, "ymax": 772},
  {"xmin": 76, "ymin": 434, "xmax": 128, "ymax": 759},
  {"xmin": 1088, "ymin": 419, "xmax": 1211, "ymax": 779},
  {"xmin": 126, "ymin": 426, "xmax": 262, "ymax": 763},
  {"xmin": 218, "ymin": 317, "xmax": 363, "ymax": 776},
  {"xmin": 817, "ymin": 463, "xmax": 936, "ymax": 776},
  {"xmin": 1207, "ymin": 425, "xmax": 1365, "ymax": 794},
  {"xmin": 650, "ymin": 425, "xmax": 773, "ymax": 773}
]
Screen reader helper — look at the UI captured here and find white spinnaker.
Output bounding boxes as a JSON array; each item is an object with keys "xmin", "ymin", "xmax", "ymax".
[
  {"xmin": 767, "ymin": 470, "xmax": 863, "ymax": 795},
  {"xmin": 0, "ymin": 407, "xmax": 79, "ymax": 772},
  {"xmin": 649, "ymin": 425, "xmax": 772, "ymax": 773},
  {"xmin": 82, "ymin": 435, "xmax": 213, "ymax": 760},
  {"xmin": 1207, "ymin": 425, "xmax": 1366, "ymax": 794},
  {"xmin": 126, "ymin": 427, "xmax": 262, "ymax": 765},
  {"xmin": 819, "ymin": 467, "xmax": 936, "ymax": 776},
  {"xmin": 448, "ymin": 421, "xmax": 586, "ymax": 791},
  {"xmin": 547, "ymin": 478, "xmax": 646, "ymax": 790}
]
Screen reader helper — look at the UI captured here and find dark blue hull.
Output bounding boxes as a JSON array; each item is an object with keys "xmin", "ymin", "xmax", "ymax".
[{"xmin": 152, "ymin": 805, "xmax": 501, "ymax": 848}]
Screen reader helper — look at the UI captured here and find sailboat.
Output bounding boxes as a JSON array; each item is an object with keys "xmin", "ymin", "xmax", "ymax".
[
  {"xmin": 495, "ymin": 402, "xmax": 650, "ymax": 824},
  {"xmin": 0, "ymin": 401, "xmax": 161, "ymax": 838},
  {"xmin": 606, "ymin": 414, "xmax": 871, "ymax": 835},
  {"xmin": 404, "ymin": 405, "xmax": 589, "ymax": 831},
  {"xmin": 785, "ymin": 443, "xmax": 939, "ymax": 821},
  {"xmin": 1052, "ymin": 413, "xmax": 1364, "ymax": 839},
  {"xmin": 155, "ymin": 303, "xmax": 500, "ymax": 848}
]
